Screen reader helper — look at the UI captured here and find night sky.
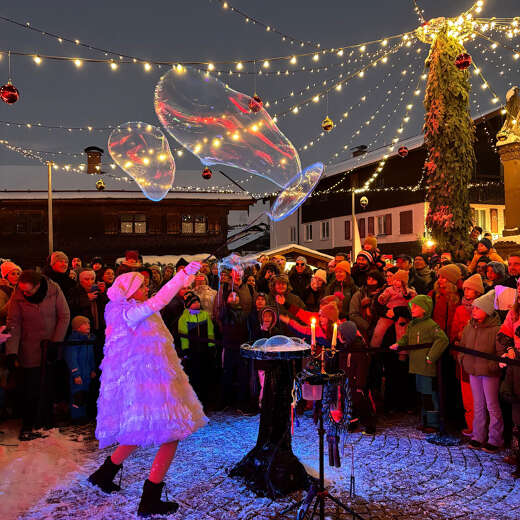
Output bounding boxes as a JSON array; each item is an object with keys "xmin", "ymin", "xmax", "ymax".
[{"xmin": 0, "ymin": 0, "xmax": 518, "ymax": 193}]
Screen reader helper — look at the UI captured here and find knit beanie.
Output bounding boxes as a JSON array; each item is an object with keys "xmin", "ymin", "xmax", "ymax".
[
  {"xmin": 1, "ymin": 261, "xmax": 21, "ymax": 279},
  {"xmin": 50, "ymin": 251, "xmax": 68, "ymax": 266},
  {"xmin": 184, "ymin": 291, "xmax": 200, "ymax": 309},
  {"xmin": 410, "ymin": 294, "xmax": 433, "ymax": 317},
  {"xmin": 363, "ymin": 236, "xmax": 378, "ymax": 249},
  {"xmin": 313, "ymin": 269, "xmax": 327, "ymax": 284},
  {"xmin": 479, "ymin": 238, "xmax": 492, "ymax": 251},
  {"xmin": 487, "ymin": 261, "xmax": 506, "ymax": 279},
  {"xmin": 472, "ymin": 291, "xmax": 495, "ymax": 316},
  {"xmin": 295, "ymin": 256, "xmax": 307, "ymax": 265},
  {"xmin": 438, "ymin": 264, "xmax": 462, "ymax": 285},
  {"xmin": 357, "ymin": 250, "xmax": 374, "ymax": 264},
  {"xmin": 335, "ymin": 261, "xmax": 351, "ymax": 274},
  {"xmin": 107, "ymin": 272, "xmax": 144, "ymax": 302},
  {"xmin": 463, "ymin": 274, "xmax": 485, "ymax": 295},
  {"xmin": 338, "ymin": 321, "xmax": 358, "ymax": 345},
  {"xmin": 394, "ymin": 270, "xmax": 409, "ymax": 284},
  {"xmin": 320, "ymin": 295, "xmax": 340, "ymax": 308},
  {"xmin": 320, "ymin": 302, "xmax": 339, "ymax": 323},
  {"xmin": 71, "ymin": 315, "xmax": 90, "ymax": 330}
]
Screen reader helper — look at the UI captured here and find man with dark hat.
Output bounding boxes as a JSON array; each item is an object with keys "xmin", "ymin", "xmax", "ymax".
[{"xmin": 351, "ymin": 251, "xmax": 377, "ymax": 287}]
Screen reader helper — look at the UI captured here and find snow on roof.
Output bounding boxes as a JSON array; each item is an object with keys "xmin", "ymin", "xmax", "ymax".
[
  {"xmin": 242, "ymin": 243, "xmax": 334, "ymax": 263},
  {"xmin": 116, "ymin": 253, "xmax": 215, "ymax": 265}
]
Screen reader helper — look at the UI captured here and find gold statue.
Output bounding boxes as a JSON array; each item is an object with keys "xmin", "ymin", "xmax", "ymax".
[{"xmin": 497, "ymin": 86, "xmax": 520, "ymax": 145}]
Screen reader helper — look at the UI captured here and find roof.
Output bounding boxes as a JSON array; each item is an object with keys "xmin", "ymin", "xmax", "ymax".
[{"xmin": 243, "ymin": 243, "xmax": 334, "ymax": 264}]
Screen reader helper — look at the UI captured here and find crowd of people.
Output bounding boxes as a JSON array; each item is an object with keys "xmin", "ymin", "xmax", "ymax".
[{"xmin": 0, "ymin": 227, "xmax": 519, "ymax": 481}]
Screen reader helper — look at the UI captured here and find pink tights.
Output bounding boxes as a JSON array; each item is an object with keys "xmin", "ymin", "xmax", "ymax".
[{"xmin": 110, "ymin": 441, "xmax": 178, "ymax": 484}]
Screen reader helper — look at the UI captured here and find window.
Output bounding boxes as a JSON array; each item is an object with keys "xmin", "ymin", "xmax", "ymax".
[
  {"xmin": 208, "ymin": 220, "xmax": 221, "ymax": 235},
  {"xmin": 167, "ymin": 214, "xmax": 181, "ymax": 234},
  {"xmin": 377, "ymin": 215, "xmax": 384, "ymax": 235},
  {"xmin": 384, "ymin": 213, "xmax": 392, "ymax": 235},
  {"xmin": 368, "ymin": 216, "xmax": 375, "ymax": 236},
  {"xmin": 182, "ymin": 215, "xmax": 193, "ymax": 234},
  {"xmin": 321, "ymin": 221, "xmax": 329, "ymax": 240},
  {"xmin": 194, "ymin": 216, "xmax": 207, "ymax": 234},
  {"xmin": 400, "ymin": 210, "xmax": 413, "ymax": 235},
  {"xmin": 15, "ymin": 212, "xmax": 44, "ymax": 234},
  {"xmin": 305, "ymin": 224, "xmax": 313, "ymax": 242},
  {"xmin": 344, "ymin": 220, "xmax": 351, "ymax": 240},
  {"xmin": 479, "ymin": 209, "xmax": 487, "ymax": 231},
  {"xmin": 121, "ymin": 214, "xmax": 146, "ymax": 234},
  {"xmin": 490, "ymin": 209, "xmax": 498, "ymax": 234},
  {"xmin": 359, "ymin": 218, "xmax": 366, "ymax": 239},
  {"xmin": 290, "ymin": 226, "xmax": 297, "ymax": 242}
]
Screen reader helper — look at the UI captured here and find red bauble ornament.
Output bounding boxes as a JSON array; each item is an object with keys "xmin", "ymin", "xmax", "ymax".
[
  {"xmin": 455, "ymin": 53, "xmax": 472, "ymax": 70},
  {"xmin": 202, "ymin": 167, "xmax": 212, "ymax": 179},
  {"xmin": 0, "ymin": 81, "xmax": 20, "ymax": 104},
  {"xmin": 248, "ymin": 94, "xmax": 263, "ymax": 113},
  {"xmin": 398, "ymin": 146, "xmax": 409, "ymax": 158}
]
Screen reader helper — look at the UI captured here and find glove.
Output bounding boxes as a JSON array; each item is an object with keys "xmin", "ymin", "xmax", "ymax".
[
  {"xmin": 184, "ymin": 261, "xmax": 202, "ymax": 276},
  {"xmin": 6, "ymin": 353, "xmax": 18, "ymax": 372}
]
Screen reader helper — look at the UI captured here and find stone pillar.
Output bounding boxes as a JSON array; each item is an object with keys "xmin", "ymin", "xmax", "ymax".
[{"xmin": 497, "ymin": 142, "xmax": 520, "ymax": 237}]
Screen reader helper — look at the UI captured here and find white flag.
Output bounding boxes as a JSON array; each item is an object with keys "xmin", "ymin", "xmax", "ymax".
[{"xmin": 352, "ymin": 214, "xmax": 362, "ymax": 261}]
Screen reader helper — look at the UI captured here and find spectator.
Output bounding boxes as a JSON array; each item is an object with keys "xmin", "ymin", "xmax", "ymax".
[
  {"xmin": 414, "ymin": 255, "xmax": 434, "ymax": 293},
  {"xmin": 486, "ymin": 261, "xmax": 506, "ymax": 291},
  {"xmin": 175, "ymin": 257, "xmax": 189, "ymax": 273},
  {"xmin": 245, "ymin": 275, "xmax": 256, "ymax": 296},
  {"xmin": 256, "ymin": 262, "xmax": 280, "ymax": 295},
  {"xmin": 64, "ymin": 316, "xmax": 96, "ymax": 424},
  {"xmin": 162, "ymin": 264, "xmax": 175, "ymax": 286},
  {"xmin": 117, "ymin": 250, "xmax": 142, "ymax": 275},
  {"xmin": 71, "ymin": 257, "xmax": 83, "ymax": 272},
  {"xmin": 288, "ymin": 256, "xmax": 313, "ymax": 301},
  {"xmin": 468, "ymin": 238, "xmax": 504, "ymax": 273},
  {"xmin": 102, "ymin": 267, "xmax": 116, "ymax": 289},
  {"xmin": 460, "ymin": 292, "xmax": 504, "ymax": 453},
  {"xmin": 363, "ymin": 236, "xmax": 383, "ymax": 269},
  {"xmin": 475, "ymin": 256, "xmax": 491, "ymax": 280},
  {"xmin": 469, "ymin": 226, "xmax": 483, "ymax": 248},
  {"xmin": 6, "ymin": 270, "xmax": 70, "ymax": 440},
  {"xmin": 432, "ymin": 264, "xmax": 462, "ymax": 338},
  {"xmin": 503, "ymin": 252, "xmax": 520, "ymax": 288},
  {"xmin": 268, "ymin": 274, "xmax": 305, "ymax": 321},
  {"xmin": 43, "ymin": 251, "xmax": 76, "ymax": 295},
  {"xmin": 230, "ymin": 269, "xmax": 254, "ymax": 316},
  {"xmin": 91, "ymin": 257, "xmax": 104, "ymax": 281},
  {"xmin": 303, "ymin": 269, "xmax": 327, "ymax": 312},
  {"xmin": 325, "ymin": 261, "xmax": 357, "ymax": 320},
  {"xmin": 192, "ymin": 273, "xmax": 217, "ymax": 315},
  {"xmin": 396, "ymin": 254, "xmax": 428, "ymax": 295},
  {"xmin": 246, "ymin": 293, "xmax": 268, "ymax": 341},
  {"xmin": 351, "ymin": 251, "xmax": 375, "ymax": 287},
  {"xmin": 208, "ymin": 262, "xmax": 220, "ymax": 290},
  {"xmin": 273, "ymin": 255, "xmax": 287, "ymax": 274},
  {"xmin": 0, "ymin": 261, "xmax": 21, "ymax": 325},
  {"xmin": 149, "ymin": 265, "xmax": 163, "ymax": 295}
]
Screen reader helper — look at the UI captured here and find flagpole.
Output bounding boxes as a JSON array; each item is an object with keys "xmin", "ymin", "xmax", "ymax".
[{"xmin": 47, "ymin": 161, "xmax": 54, "ymax": 255}]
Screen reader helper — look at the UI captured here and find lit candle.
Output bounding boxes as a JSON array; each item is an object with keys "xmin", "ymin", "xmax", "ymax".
[
  {"xmin": 311, "ymin": 317, "xmax": 316, "ymax": 346},
  {"xmin": 332, "ymin": 322, "xmax": 338, "ymax": 347}
]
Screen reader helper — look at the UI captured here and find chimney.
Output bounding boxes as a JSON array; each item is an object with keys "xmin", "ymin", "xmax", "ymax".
[
  {"xmin": 351, "ymin": 145, "xmax": 368, "ymax": 158},
  {"xmin": 84, "ymin": 146, "xmax": 104, "ymax": 174}
]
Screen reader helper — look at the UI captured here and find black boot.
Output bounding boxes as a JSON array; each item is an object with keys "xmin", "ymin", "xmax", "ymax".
[
  {"xmin": 138, "ymin": 479, "xmax": 179, "ymax": 517},
  {"xmin": 88, "ymin": 456, "xmax": 122, "ymax": 493}
]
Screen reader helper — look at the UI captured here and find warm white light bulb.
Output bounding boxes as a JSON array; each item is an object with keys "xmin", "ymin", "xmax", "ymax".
[
  {"xmin": 33, "ymin": 55, "xmax": 42, "ymax": 65},
  {"xmin": 110, "ymin": 62, "xmax": 118, "ymax": 70},
  {"xmin": 236, "ymin": 62, "xmax": 243, "ymax": 70},
  {"xmin": 74, "ymin": 59, "xmax": 82, "ymax": 67},
  {"xmin": 263, "ymin": 60, "xmax": 270, "ymax": 68},
  {"xmin": 144, "ymin": 62, "xmax": 152, "ymax": 71}
]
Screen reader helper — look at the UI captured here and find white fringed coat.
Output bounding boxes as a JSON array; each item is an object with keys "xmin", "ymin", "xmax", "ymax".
[{"xmin": 95, "ymin": 271, "xmax": 208, "ymax": 448}]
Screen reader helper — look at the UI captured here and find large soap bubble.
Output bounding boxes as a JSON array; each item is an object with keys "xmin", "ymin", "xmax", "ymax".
[
  {"xmin": 154, "ymin": 66, "xmax": 303, "ymax": 183},
  {"xmin": 108, "ymin": 122, "xmax": 175, "ymax": 201}
]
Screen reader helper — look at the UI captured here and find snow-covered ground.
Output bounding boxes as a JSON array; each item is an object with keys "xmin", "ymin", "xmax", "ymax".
[{"xmin": 1, "ymin": 412, "xmax": 519, "ymax": 520}]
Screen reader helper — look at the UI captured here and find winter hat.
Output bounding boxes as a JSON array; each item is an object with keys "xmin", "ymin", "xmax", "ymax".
[
  {"xmin": 50, "ymin": 251, "xmax": 68, "ymax": 266},
  {"xmin": 338, "ymin": 321, "xmax": 358, "ymax": 345},
  {"xmin": 476, "ymin": 256, "xmax": 491, "ymax": 266},
  {"xmin": 295, "ymin": 256, "xmax": 307, "ymax": 265},
  {"xmin": 272, "ymin": 273, "xmax": 290, "ymax": 285},
  {"xmin": 394, "ymin": 270, "xmax": 409, "ymax": 284},
  {"xmin": 393, "ymin": 305, "xmax": 412, "ymax": 321},
  {"xmin": 320, "ymin": 302, "xmax": 339, "ymax": 323},
  {"xmin": 487, "ymin": 261, "xmax": 506, "ymax": 279},
  {"xmin": 409, "ymin": 295, "xmax": 433, "ymax": 317},
  {"xmin": 107, "ymin": 272, "xmax": 144, "ymax": 302},
  {"xmin": 91, "ymin": 256, "xmax": 103, "ymax": 266},
  {"xmin": 357, "ymin": 250, "xmax": 374, "ymax": 264},
  {"xmin": 313, "ymin": 269, "xmax": 327, "ymax": 284},
  {"xmin": 71, "ymin": 315, "xmax": 90, "ymax": 330},
  {"xmin": 255, "ymin": 292, "xmax": 268, "ymax": 301},
  {"xmin": 456, "ymin": 263, "xmax": 469, "ymax": 281},
  {"xmin": 175, "ymin": 257, "xmax": 189, "ymax": 270},
  {"xmin": 463, "ymin": 274, "xmax": 485, "ymax": 295},
  {"xmin": 438, "ymin": 264, "xmax": 462, "ymax": 285},
  {"xmin": 122, "ymin": 250, "xmax": 142, "ymax": 268},
  {"xmin": 478, "ymin": 238, "xmax": 492, "ymax": 251},
  {"xmin": 363, "ymin": 236, "xmax": 378, "ymax": 249},
  {"xmin": 1, "ymin": 261, "xmax": 21, "ymax": 279},
  {"xmin": 320, "ymin": 295, "xmax": 340, "ymax": 308},
  {"xmin": 184, "ymin": 291, "xmax": 200, "ymax": 309},
  {"xmin": 335, "ymin": 261, "xmax": 351, "ymax": 274},
  {"xmin": 472, "ymin": 291, "xmax": 495, "ymax": 316}
]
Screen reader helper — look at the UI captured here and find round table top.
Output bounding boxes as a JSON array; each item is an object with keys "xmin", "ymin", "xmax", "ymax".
[{"xmin": 240, "ymin": 336, "xmax": 311, "ymax": 360}]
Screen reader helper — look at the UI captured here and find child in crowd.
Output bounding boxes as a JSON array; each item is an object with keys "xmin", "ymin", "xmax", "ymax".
[
  {"xmin": 460, "ymin": 291, "xmax": 504, "ymax": 453},
  {"xmin": 64, "ymin": 316, "xmax": 96, "ymax": 423},
  {"xmin": 391, "ymin": 295, "xmax": 449, "ymax": 433},
  {"xmin": 372, "ymin": 270, "xmax": 416, "ymax": 347}
]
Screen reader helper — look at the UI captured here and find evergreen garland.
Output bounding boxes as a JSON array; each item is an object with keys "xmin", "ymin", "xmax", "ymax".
[{"xmin": 423, "ymin": 26, "xmax": 476, "ymax": 261}]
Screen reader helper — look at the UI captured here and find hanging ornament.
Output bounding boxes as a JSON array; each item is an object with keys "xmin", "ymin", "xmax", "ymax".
[
  {"xmin": 202, "ymin": 166, "xmax": 212, "ymax": 179},
  {"xmin": 248, "ymin": 94, "xmax": 263, "ymax": 113},
  {"xmin": 321, "ymin": 116, "xmax": 334, "ymax": 133},
  {"xmin": 455, "ymin": 53, "xmax": 472, "ymax": 70},
  {"xmin": 360, "ymin": 196, "xmax": 368, "ymax": 209},
  {"xmin": 0, "ymin": 80, "xmax": 19, "ymax": 104},
  {"xmin": 96, "ymin": 179, "xmax": 105, "ymax": 191},
  {"xmin": 398, "ymin": 146, "xmax": 409, "ymax": 158}
]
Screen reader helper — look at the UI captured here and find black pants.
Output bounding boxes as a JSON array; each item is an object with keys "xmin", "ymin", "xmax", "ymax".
[
  {"xmin": 183, "ymin": 350, "xmax": 216, "ymax": 407},
  {"xmin": 21, "ymin": 366, "xmax": 54, "ymax": 431}
]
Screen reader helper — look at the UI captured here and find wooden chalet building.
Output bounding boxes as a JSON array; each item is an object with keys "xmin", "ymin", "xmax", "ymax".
[
  {"xmin": 271, "ymin": 109, "xmax": 505, "ymax": 257},
  {"xmin": 0, "ymin": 189, "xmax": 253, "ymax": 267}
]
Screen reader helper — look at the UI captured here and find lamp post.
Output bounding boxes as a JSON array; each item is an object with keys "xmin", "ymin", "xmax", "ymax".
[{"xmin": 47, "ymin": 161, "xmax": 53, "ymax": 255}]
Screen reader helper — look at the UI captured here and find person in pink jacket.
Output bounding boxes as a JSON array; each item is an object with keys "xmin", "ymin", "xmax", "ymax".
[{"xmin": 88, "ymin": 262, "xmax": 207, "ymax": 517}]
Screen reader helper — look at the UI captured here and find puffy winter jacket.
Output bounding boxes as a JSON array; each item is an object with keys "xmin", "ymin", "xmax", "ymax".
[{"xmin": 468, "ymin": 248, "xmax": 505, "ymax": 273}]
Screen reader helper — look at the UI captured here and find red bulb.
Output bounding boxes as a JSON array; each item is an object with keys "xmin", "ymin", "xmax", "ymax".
[
  {"xmin": 455, "ymin": 53, "xmax": 472, "ymax": 71},
  {"xmin": 202, "ymin": 167, "xmax": 212, "ymax": 179},
  {"xmin": 248, "ymin": 94, "xmax": 263, "ymax": 113},
  {"xmin": 398, "ymin": 146, "xmax": 409, "ymax": 158},
  {"xmin": 0, "ymin": 82, "xmax": 20, "ymax": 104}
]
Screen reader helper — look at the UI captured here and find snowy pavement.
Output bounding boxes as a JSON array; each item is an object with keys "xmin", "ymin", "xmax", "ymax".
[{"xmin": 2, "ymin": 412, "xmax": 519, "ymax": 520}]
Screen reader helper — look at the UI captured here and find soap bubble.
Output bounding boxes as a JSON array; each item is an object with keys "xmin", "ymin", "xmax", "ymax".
[
  {"xmin": 108, "ymin": 122, "xmax": 175, "ymax": 201},
  {"xmin": 154, "ymin": 66, "xmax": 301, "ymax": 187},
  {"xmin": 268, "ymin": 162, "xmax": 324, "ymax": 222}
]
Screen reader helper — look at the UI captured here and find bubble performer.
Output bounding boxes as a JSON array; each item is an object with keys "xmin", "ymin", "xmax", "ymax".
[{"xmin": 87, "ymin": 261, "xmax": 207, "ymax": 517}]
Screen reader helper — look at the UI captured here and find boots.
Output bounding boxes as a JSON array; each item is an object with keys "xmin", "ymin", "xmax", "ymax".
[
  {"xmin": 138, "ymin": 479, "xmax": 179, "ymax": 516},
  {"xmin": 88, "ymin": 456, "xmax": 122, "ymax": 493}
]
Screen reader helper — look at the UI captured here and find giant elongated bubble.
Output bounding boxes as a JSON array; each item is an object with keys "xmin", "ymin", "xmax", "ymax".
[
  {"xmin": 154, "ymin": 66, "xmax": 301, "ymax": 188},
  {"xmin": 108, "ymin": 122, "xmax": 175, "ymax": 201}
]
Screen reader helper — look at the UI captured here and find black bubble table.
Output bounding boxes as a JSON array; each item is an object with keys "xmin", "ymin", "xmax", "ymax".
[{"xmin": 229, "ymin": 336, "xmax": 311, "ymax": 498}]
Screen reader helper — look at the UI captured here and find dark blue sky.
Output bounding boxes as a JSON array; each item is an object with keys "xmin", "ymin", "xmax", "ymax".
[{"xmin": 0, "ymin": 0, "xmax": 518, "ymax": 191}]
